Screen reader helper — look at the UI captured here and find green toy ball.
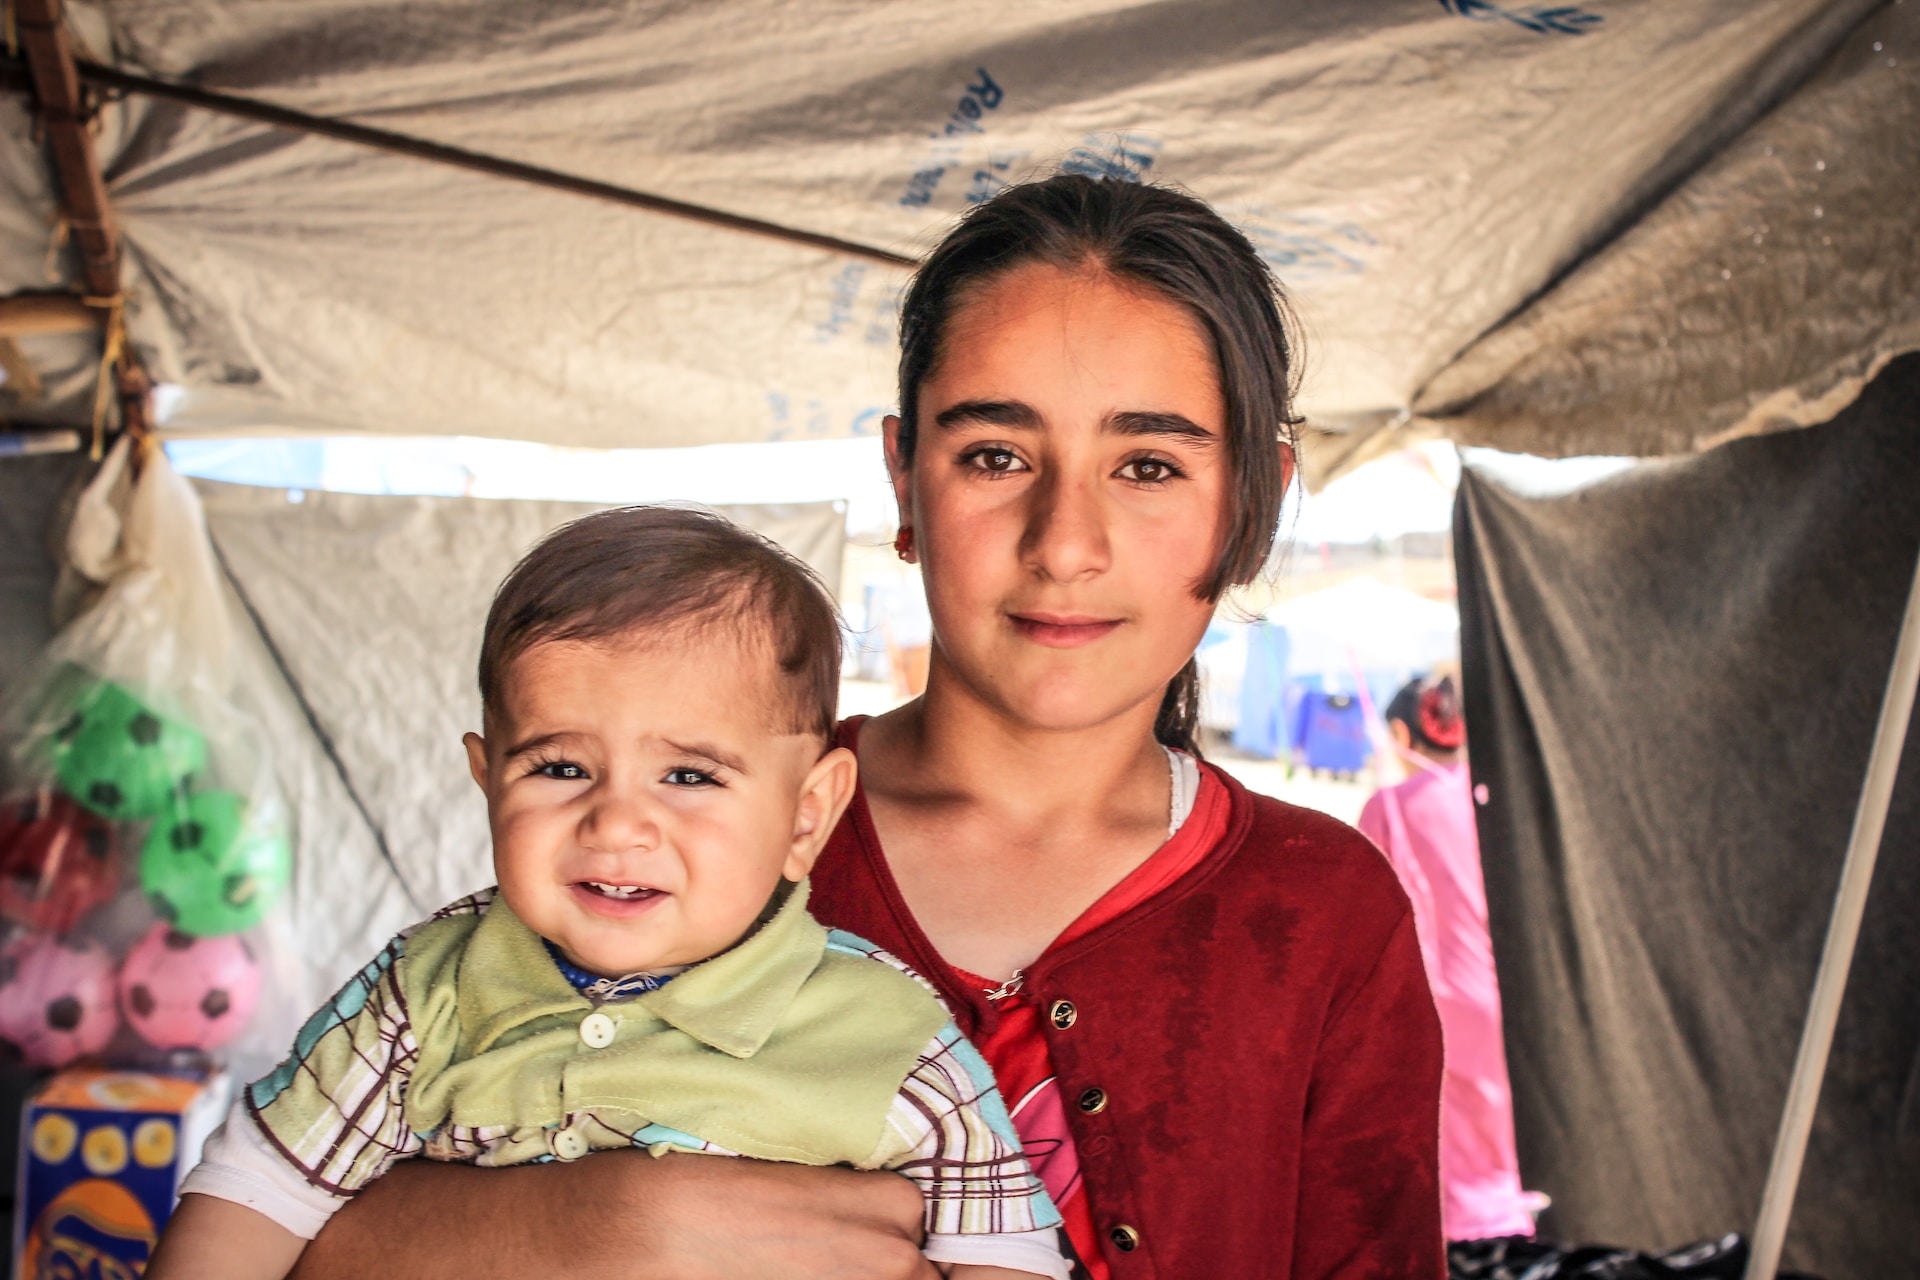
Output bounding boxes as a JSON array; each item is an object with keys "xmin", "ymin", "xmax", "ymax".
[
  {"xmin": 52, "ymin": 680, "xmax": 207, "ymax": 820},
  {"xmin": 140, "ymin": 790, "xmax": 291, "ymax": 936}
]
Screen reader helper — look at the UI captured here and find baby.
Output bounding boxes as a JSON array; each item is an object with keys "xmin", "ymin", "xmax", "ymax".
[{"xmin": 150, "ymin": 506, "xmax": 1068, "ymax": 1280}]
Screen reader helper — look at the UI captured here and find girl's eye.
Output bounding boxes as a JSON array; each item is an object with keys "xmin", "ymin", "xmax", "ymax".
[
  {"xmin": 962, "ymin": 446, "xmax": 1028, "ymax": 474},
  {"xmin": 664, "ymin": 768, "xmax": 717, "ymax": 787},
  {"xmin": 535, "ymin": 761, "xmax": 588, "ymax": 781},
  {"xmin": 1118, "ymin": 456, "xmax": 1183, "ymax": 484}
]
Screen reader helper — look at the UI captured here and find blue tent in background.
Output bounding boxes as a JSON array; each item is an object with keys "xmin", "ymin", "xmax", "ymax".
[{"xmin": 1232, "ymin": 623, "xmax": 1292, "ymax": 758}]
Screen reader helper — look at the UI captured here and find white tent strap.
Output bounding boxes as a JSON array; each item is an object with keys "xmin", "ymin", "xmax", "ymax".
[{"xmin": 1745, "ymin": 542, "xmax": 1920, "ymax": 1279}]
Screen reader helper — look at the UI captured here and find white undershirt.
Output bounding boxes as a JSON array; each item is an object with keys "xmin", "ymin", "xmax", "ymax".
[{"xmin": 1168, "ymin": 747, "xmax": 1200, "ymax": 835}]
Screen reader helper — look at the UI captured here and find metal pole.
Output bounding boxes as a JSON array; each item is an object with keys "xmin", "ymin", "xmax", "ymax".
[{"xmin": 1744, "ymin": 544, "xmax": 1920, "ymax": 1280}]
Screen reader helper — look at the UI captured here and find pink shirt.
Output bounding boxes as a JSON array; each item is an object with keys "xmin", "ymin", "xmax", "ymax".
[{"xmin": 1359, "ymin": 758, "xmax": 1537, "ymax": 1241}]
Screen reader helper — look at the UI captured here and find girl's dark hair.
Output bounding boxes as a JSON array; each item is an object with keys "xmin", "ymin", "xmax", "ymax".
[
  {"xmin": 478, "ymin": 506, "xmax": 842, "ymax": 739},
  {"xmin": 896, "ymin": 174, "xmax": 1302, "ymax": 755},
  {"xmin": 1385, "ymin": 675, "xmax": 1466, "ymax": 755}
]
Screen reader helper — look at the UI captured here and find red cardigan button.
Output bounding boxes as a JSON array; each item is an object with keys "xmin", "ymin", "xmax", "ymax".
[
  {"xmin": 1049, "ymin": 999, "xmax": 1077, "ymax": 1030},
  {"xmin": 1110, "ymin": 1224, "xmax": 1141, "ymax": 1252}
]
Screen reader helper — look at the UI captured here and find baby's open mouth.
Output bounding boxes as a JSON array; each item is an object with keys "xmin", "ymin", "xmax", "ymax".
[{"xmin": 581, "ymin": 881, "xmax": 660, "ymax": 900}]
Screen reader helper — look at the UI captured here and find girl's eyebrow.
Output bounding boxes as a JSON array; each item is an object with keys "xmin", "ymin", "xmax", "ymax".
[
  {"xmin": 934, "ymin": 400, "xmax": 1215, "ymax": 444},
  {"xmin": 934, "ymin": 399, "xmax": 1040, "ymax": 431},
  {"xmin": 1108, "ymin": 409, "xmax": 1217, "ymax": 443}
]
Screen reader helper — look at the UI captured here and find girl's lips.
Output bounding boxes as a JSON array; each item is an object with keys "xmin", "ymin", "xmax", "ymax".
[
  {"xmin": 1008, "ymin": 613, "xmax": 1124, "ymax": 649},
  {"xmin": 568, "ymin": 881, "xmax": 667, "ymax": 919}
]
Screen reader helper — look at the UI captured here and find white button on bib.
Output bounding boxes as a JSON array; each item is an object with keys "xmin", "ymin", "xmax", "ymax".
[
  {"xmin": 579, "ymin": 1012, "xmax": 616, "ymax": 1049},
  {"xmin": 553, "ymin": 1126, "xmax": 589, "ymax": 1161}
]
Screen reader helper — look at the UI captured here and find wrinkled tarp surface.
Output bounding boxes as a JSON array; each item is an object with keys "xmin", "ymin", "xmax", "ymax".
[
  {"xmin": 0, "ymin": 1, "xmax": 1912, "ymax": 479},
  {"xmin": 1454, "ymin": 354, "xmax": 1920, "ymax": 1278}
]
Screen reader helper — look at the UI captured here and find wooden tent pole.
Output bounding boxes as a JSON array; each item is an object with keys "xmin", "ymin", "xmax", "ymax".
[
  {"xmin": 1744, "ymin": 544, "xmax": 1920, "ymax": 1280},
  {"xmin": 11, "ymin": 0, "xmax": 115, "ymax": 299},
  {"xmin": 11, "ymin": 0, "xmax": 151, "ymax": 454}
]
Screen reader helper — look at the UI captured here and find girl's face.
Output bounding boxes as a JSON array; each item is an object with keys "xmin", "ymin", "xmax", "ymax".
[{"xmin": 887, "ymin": 262, "xmax": 1230, "ymax": 737}]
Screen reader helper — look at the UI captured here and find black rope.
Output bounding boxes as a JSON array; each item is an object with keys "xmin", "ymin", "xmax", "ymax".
[{"xmin": 209, "ymin": 537, "xmax": 427, "ymax": 916}]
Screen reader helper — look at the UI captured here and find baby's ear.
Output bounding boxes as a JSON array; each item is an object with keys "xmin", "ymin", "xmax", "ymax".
[
  {"xmin": 463, "ymin": 732, "xmax": 490, "ymax": 790},
  {"xmin": 783, "ymin": 746, "xmax": 858, "ymax": 881}
]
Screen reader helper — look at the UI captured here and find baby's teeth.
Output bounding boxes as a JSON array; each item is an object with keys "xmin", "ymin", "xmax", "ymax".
[{"xmin": 588, "ymin": 881, "xmax": 641, "ymax": 897}]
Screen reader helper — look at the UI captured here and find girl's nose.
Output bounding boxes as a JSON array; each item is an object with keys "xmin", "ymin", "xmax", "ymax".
[{"xmin": 1021, "ymin": 468, "xmax": 1112, "ymax": 584}]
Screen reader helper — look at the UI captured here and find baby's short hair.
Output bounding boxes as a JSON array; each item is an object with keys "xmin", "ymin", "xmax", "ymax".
[{"xmin": 478, "ymin": 506, "xmax": 842, "ymax": 739}]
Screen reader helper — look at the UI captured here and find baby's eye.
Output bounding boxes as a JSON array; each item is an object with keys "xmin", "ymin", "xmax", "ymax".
[
  {"xmin": 536, "ymin": 761, "xmax": 588, "ymax": 781},
  {"xmin": 1117, "ymin": 456, "xmax": 1182, "ymax": 484},
  {"xmin": 963, "ymin": 446, "xmax": 1028, "ymax": 474},
  {"xmin": 664, "ymin": 768, "xmax": 718, "ymax": 787}
]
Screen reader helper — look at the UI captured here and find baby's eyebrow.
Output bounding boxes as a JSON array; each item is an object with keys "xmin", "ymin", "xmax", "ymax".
[
  {"xmin": 662, "ymin": 738, "xmax": 748, "ymax": 774},
  {"xmin": 502, "ymin": 731, "xmax": 573, "ymax": 758}
]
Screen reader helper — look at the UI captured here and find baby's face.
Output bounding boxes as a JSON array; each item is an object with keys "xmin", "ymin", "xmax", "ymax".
[{"xmin": 467, "ymin": 628, "xmax": 842, "ymax": 977}]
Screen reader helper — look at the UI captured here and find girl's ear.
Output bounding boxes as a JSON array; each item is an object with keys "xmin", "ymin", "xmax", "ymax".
[
  {"xmin": 783, "ymin": 746, "xmax": 859, "ymax": 881},
  {"xmin": 883, "ymin": 413, "xmax": 913, "ymax": 531},
  {"xmin": 1278, "ymin": 440, "xmax": 1297, "ymax": 495}
]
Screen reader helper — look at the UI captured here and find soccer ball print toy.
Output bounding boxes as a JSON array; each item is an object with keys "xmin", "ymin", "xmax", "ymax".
[
  {"xmin": 52, "ymin": 679, "xmax": 207, "ymax": 820},
  {"xmin": 118, "ymin": 925, "xmax": 261, "ymax": 1052},
  {"xmin": 140, "ymin": 790, "xmax": 291, "ymax": 936},
  {"xmin": 0, "ymin": 790, "xmax": 123, "ymax": 933},
  {"xmin": 0, "ymin": 932, "xmax": 120, "ymax": 1068}
]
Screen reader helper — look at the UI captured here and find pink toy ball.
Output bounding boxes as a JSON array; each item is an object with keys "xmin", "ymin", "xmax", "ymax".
[
  {"xmin": 118, "ymin": 925, "xmax": 262, "ymax": 1053},
  {"xmin": 0, "ymin": 932, "xmax": 120, "ymax": 1069}
]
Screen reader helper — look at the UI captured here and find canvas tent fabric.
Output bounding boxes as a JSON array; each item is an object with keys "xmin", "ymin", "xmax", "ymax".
[
  {"xmin": 0, "ymin": 452, "xmax": 84, "ymax": 678},
  {"xmin": 1453, "ymin": 353, "xmax": 1920, "ymax": 1278},
  {"xmin": 0, "ymin": 0, "xmax": 1911, "ymax": 482}
]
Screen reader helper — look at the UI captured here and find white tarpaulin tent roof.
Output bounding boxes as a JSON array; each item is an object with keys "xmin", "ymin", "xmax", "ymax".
[{"xmin": 0, "ymin": 0, "xmax": 1914, "ymax": 480}]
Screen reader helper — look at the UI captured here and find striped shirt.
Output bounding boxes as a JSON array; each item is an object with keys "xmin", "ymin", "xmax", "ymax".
[{"xmin": 184, "ymin": 885, "xmax": 1066, "ymax": 1278}]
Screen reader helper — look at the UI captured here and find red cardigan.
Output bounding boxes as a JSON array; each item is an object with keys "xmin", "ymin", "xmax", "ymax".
[{"xmin": 811, "ymin": 763, "xmax": 1446, "ymax": 1279}]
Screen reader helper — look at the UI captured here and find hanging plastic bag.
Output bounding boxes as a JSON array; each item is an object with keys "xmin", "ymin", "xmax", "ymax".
[{"xmin": 0, "ymin": 438, "xmax": 292, "ymax": 1073}]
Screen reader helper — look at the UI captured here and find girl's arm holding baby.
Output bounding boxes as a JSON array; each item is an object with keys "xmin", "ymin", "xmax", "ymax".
[
  {"xmin": 150, "ymin": 1154, "xmax": 943, "ymax": 1280},
  {"xmin": 287, "ymin": 1152, "xmax": 940, "ymax": 1280},
  {"xmin": 148, "ymin": 1194, "xmax": 304, "ymax": 1280}
]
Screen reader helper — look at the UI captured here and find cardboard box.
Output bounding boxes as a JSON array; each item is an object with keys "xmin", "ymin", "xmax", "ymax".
[{"xmin": 12, "ymin": 1068, "xmax": 229, "ymax": 1278}]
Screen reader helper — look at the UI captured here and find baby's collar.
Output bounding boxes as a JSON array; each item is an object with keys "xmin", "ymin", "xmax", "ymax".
[
  {"xmin": 542, "ymin": 940, "xmax": 687, "ymax": 1002},
  {"xmin": 462, "ymin": 880, "xmax": 826, "ymax": 1060}
]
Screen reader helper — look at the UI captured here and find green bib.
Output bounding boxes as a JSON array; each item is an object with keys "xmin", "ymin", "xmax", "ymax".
[{"xmin": 396, "ymin": 881, "xmax": 949, "ymax": 1167}]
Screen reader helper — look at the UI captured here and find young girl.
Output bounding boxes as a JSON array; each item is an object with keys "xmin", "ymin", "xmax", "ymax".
[
  {"xmin": 1359, "ymin": 675, "xmax": 1538, "ymax": 1245},
  {"xmin": 289, "ymin": 175, "xmax": 1444, "ymax": 1280}
]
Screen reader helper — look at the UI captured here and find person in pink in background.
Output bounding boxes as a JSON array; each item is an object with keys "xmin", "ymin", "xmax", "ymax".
[{"xmin": 1358, "ymin": 674, "xmax": 1544, "ymax": 1243}]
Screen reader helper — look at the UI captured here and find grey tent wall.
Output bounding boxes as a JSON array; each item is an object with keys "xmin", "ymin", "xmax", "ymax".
[
  {"xmin": 0, "ymin": 451, "xmax": 89, "ymax": 715},
  {"xmin": 1455, "ymin": 354, "xmax": 1920, "ymax": 1277},
  {"xmin": 0, "ymin": 448, "xmax": 93, "ymax": 1234}
]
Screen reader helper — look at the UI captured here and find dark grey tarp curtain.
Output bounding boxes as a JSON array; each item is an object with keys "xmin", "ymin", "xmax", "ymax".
[{"xmin": 1455, "ymin": 354, "xmax": 1920, "ymax": 1278}]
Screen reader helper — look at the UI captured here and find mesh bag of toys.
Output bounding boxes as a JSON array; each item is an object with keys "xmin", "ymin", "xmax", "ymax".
[{"xmin": 0, "ymin": 441, "xmax": 293, "ymax": 1077}]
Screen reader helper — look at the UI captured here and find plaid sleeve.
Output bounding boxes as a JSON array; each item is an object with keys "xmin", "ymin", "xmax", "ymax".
[
  {"xmin": 243, "ymin": 934, "xmax": 423, "ymax": 1198},
  {"xmin": 884, "ymin": 1023, "xmax": 1064, "ymax": 1238}
]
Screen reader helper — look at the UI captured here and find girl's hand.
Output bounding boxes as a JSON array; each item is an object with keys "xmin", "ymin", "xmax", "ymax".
[{"xmin": 288, "ymin": 1150, "xmax": 937, "ymax": 1280}]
